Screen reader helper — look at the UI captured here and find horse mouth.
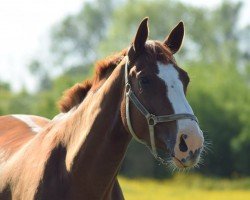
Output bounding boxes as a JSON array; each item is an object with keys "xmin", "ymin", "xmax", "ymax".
[
  {"xmin": 172, "ymin": 156, "xmax": 188, "ymax": 168},
  {"xmin": 171, "ymin": 154, "xmax": 201, "ymax": 169},
  {"xmin": 152, "ymin": 149, "xmax": 201, "ymax": 169},
  {"xmin": 152, "ymin": 153, "xmax": 192, "ymax": 169},
  {"xmin": 147, "ymin": 140, "xmax": 202, "ymax": 169}
]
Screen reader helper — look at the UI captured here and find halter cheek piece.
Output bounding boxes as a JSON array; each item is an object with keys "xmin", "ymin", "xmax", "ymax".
[{"xmin": 124, "ymin": 56, "xmax": 198, "ymax": 161}]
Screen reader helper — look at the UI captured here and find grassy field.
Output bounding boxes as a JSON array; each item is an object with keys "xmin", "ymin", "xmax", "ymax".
[{"xmin": 119, "ymin": 174, "xmax": 250, "ymax": 200}]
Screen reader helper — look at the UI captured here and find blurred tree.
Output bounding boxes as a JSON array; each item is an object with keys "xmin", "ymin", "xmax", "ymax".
[
  {"xmin": 0, "ymin": 81, "xmax": 12, "ymax": 115},
  {"xmin": 187, "ymin": 61, "xmax": 250, "ymax": 176},
  {"xmin": 50, "ymin": 0, "xmax": 118, "ymax": 69},
  {"xmin": 99, "ymin": 0, "xmax": 188, "ymax": 57},
  {"xmin": 0, "ymin": 81, "xmax": 10, "ymax": 91},
  {"xmin": 99, "ymin": 0, "xmax": 245, "ymax": 65},
  {"xmin": 29, "ymin": 59, "xmax": 52, "ymax": 91},
  {"xmin": 7, "ymin": 89, "xmax": 33, "ymax": 114}
]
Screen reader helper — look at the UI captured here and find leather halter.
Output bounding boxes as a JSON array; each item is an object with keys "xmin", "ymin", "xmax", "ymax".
[{"xmin": 124, "ymin": 56, "xmax": 198, "ymax": 159}]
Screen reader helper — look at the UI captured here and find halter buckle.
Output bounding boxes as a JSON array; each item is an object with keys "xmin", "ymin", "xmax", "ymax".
[{"xmin": 147, "ymin": 114, "xmax": 156, "ymax": 126}]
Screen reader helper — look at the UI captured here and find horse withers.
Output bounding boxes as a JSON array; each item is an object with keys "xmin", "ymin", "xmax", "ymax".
[{"xmin": 0, "ymin": 18, "xmax": 204, "ymax": 199}]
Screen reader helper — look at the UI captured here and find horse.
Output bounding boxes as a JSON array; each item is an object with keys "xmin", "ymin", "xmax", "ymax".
[{"xmin": 0, "ymin": 18, "xmax": 204, "ymax": 199}]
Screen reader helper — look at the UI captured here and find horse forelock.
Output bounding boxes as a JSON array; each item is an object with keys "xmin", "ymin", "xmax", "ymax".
[{"xmin": 144, "ymin": 40, "xmax": 174, "ymax": 64}]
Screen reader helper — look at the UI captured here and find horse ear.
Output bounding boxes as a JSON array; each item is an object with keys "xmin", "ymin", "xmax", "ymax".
[
  {"xmin": 132, "ymin": 17, "xmax": 149, "ymax": 53},
  {"xmin": 163, "ymin": 21, "xmax": 184, "ymax": 54}
]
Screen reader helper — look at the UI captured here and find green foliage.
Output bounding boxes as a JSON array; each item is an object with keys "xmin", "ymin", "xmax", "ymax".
[
  {"xmin": 50, "ymin": 0, "xmax": 116, "ymax": 68},
  {"xmin": 0, "ymin": 81, "xmax": 12, "ymax": 115},
  {"xmin": 186, "ymin": 61, "xmax": 250, "ymax": 176},
  {"xmin": 99, "ymin": 0, "xmax": 188, "ymax": 57}
]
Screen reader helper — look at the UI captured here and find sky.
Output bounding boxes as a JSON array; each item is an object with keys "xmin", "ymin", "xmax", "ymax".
[
  {"xmin": 0, "ymin": 0, "xmax": 249, "ymax": 92},
  {"xmin": 0, "ymin": 0, "xmax": 83, "ymax": 92}
]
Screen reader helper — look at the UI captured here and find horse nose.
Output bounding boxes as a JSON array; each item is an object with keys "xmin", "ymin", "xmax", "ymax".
[
  {"xmin": 173, "ymin": 128, "xmax": 204, "ymax": 168},
  {"xmin": 178, "ymin": 133, "xmax": 203, "ymax": 152}
]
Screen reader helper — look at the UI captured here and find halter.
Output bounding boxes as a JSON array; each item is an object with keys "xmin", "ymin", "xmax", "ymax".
[{"xmin": 124, "ymin": 56, "xmax": 198, "ymax": 160}]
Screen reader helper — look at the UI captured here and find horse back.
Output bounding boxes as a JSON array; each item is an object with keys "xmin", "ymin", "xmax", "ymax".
[{"xmin": 0, "ymin": 115, "xmax": 50, "ymax": 161}]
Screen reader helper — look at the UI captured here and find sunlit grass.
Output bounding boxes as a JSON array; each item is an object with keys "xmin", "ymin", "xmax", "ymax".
[{"xmin": 119, "ymin": 174, "xmax": 250, "ymax": 200}]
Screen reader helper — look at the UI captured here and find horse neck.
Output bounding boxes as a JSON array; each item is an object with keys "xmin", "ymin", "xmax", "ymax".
[{"xmin": 63, "ymin": 60, "xmax": 131, "ymax": 198}]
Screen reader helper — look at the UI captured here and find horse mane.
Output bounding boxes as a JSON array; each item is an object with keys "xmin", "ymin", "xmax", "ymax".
[
  {"xmin": 58, "ymin": 41, "xmax": 172, "ymax": 113},
  {"xmin": 93, "ymin": 49, "xmax": 127, "ymax": 82},
  {"xmin": 59, "ymin": 80, "xmax": 92, "ymax": 113},
  {"xmin": 58, "ymin": 49, "xmax": 127, "ymax": 113}
]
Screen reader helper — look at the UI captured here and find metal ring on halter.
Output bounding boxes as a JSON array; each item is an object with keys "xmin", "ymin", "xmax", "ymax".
[
  {"xmin": 125, "ymin": 83, "xmax": 131, "ymax": 93},
  {"xmin": 147, "ymin": 114, "xmax": 156, "ymax": 126}
]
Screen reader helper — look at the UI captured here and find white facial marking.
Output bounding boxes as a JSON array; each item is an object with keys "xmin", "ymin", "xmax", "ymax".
[
  {"xmin": 157, "ymin": 62, "xmax": 203, "ymax": 136},
  {"xmin": 157, "ymin": 62, "xmax": 204, "ymax": 163},
  {"xmin": 157, "ymin": 63, "xmax": 193, "ymax": 116},
  {"xmin": 12, "ymin": 115, "xmax": 42, "ymax": 133}
]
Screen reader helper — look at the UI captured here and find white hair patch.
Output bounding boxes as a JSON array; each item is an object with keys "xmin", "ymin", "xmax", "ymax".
[{"xmin": 12, "ymin": 115, "xmax": 42, "ymax": 133}]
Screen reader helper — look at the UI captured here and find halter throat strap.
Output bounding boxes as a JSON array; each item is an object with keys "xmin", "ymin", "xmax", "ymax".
[{"xmin": 124, "ymin": 56, "xmax": 198, "ymax": 157}]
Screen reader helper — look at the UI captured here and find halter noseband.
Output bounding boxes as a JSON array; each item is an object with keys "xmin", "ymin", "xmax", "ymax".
[{"xmin": 124, "ymin": 56, "xmax": 198, "ymax": 160}]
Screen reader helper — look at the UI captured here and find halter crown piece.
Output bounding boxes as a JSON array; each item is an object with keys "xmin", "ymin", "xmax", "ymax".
[{"xmin": 124, "ymin": 56, "xmax": 198, "ymax": 161}]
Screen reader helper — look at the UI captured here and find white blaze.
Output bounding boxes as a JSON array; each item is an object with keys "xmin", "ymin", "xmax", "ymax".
[
  {"xmin": 157, "ymin": 62, "xmax": 204, "ymax": 161},
  {"xmin": 157, "ymin": 63, "xmax": 193, "ymax": 115},
  {"xmin": 156, "ymin": 62, "xmax": 199, "ymax": 131}
]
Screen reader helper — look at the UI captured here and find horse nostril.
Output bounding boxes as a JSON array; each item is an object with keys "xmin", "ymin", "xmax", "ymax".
[
  {"xmin": 179, "ymin": 134, "xmax": 188, "ymax": 152},
  {"xmin": 182, "ymin": 134, "xmax": 188, "ymax": 139}
]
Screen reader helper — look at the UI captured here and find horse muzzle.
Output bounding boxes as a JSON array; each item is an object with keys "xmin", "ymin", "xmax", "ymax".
[{"xmin": 172, "ymin": 123, "xmax": 204, "ymax": 168}]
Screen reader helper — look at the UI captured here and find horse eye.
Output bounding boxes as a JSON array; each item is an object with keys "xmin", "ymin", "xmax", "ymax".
[{"xmin": 139, "ymin": 77, "xmax": 150, "ymax": 86}]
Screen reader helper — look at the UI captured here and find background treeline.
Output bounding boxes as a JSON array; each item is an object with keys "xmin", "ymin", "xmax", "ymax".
[{"xmin": 0, "ymin": 0, "xmax": 249, "ymax": 178}]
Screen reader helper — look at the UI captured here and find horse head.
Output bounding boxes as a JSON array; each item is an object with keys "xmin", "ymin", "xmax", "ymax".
[{"xmin": 121, "ymin": 18, "xmax": 204, "ymax": 169}]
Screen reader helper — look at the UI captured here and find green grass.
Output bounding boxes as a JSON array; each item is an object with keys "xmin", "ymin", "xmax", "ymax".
[{"xmin": 118, "ymin": 174, "xmax": 250, "ymax": 200}]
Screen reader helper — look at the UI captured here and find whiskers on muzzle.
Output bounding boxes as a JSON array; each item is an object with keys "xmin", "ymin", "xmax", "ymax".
[{"xmin": 145, "ymin": 129, "xmax": 210, "ymax": 172}]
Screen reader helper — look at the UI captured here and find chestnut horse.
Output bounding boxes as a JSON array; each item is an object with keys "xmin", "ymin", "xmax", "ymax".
[{"xmin": 0, "ymin": 18, "xmax": 204, "ymax": 199}]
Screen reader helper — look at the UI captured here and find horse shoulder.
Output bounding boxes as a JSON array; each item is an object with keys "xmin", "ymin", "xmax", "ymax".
[{"xmin": 0, "ymin": 115, "xmax": 50, "ymax": 161}]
